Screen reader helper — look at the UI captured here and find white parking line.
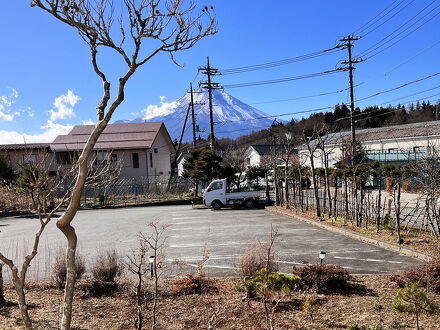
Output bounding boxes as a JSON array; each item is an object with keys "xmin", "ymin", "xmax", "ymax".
[
  {"xmin": 333, "ymin": 256, "xmax": 403, "ymax": 263},
  {"xmin": 187, "ymin": 263, "xmax": 239, "ymax": 270},
  {"xmin": 170, "ymin": 242, "xmax": 252, "ymax": 248}
]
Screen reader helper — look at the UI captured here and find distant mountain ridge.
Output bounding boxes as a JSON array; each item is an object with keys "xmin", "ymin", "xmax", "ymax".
[{"xmin": 115, "ymin": 89, "xmax": 280, "ymax": 141}]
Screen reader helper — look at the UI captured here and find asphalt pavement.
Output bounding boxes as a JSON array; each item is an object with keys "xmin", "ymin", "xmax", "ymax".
[{"xmin": 0, "ymin": 205, "xmax": 422, "ymax": 280}]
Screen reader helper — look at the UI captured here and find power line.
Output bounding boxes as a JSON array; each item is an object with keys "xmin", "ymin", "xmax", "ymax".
[
  {"xmin": 383, "ymin": 38, "xmax": 440, "ymax": 75},
  {"xmin": 213, "ymin": 105, "xmax": 335, "ymax": 125},
  {"xmin": 358, "ymin": 0, "xmax": 438, "ymax": 56},
  {"xmin": 337, "ymin": 92, "xmax": 440, "ymax": 123},
  {"xmin": 219, "ymin": 47, "xmax": 342, "ymax": 75},
  {"xmin": 355, "ymin": 72, "xmax": 440, "ymax": 102},
  {"xmin": 358, "ymin": 1, "xmax": 440, "ymax": 59},
  {"xmin": 248, "ymin": 84, "xmax": 365, "ymax": 105},
  {"xmin": 353, "ymin": 0, "xmax": 404, "ymax": 35},
  {"xmin": 361, "ymin": 0, "xmax": 416, "ymax": 37},
  {"xmin": 222, "ymin": 68, "xmax": 346, "ymax": 89},
  {"xmin": 366, "ymin": 9, "xmax": 440, "ymax": 60},
  {"xmin": 377, "ymin": 84, "xmax": 440, "ymax": 104}
]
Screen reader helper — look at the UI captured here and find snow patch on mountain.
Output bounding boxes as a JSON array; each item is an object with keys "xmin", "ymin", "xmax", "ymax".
[{"xmin": 116, "ymin": 89, "xmax": 283, "ymax": 141}]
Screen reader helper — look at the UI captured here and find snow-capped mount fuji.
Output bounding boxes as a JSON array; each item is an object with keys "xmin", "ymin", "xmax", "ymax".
[{"xmin": 116, "ymin": 89, "xmax": 282, "ymax": 141}]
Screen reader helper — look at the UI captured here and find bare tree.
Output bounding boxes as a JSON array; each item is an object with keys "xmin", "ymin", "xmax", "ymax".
[
  {"xmin": 407, "ymin": 145, "xmax": 440, "ymax": 237},
  {"xmin": 278, "ymin": 131, "xmax": 296, "ymax": 208},
  {"xmin": 138, "ymin": 222, "xmax": 170, "ymax": 330},
  {"xmin": 126, "ymin": 238, "xmax": 149, "ymax": 330},
  {"xmin": 0, "ymin": 151, "xmax": 73, "ymax": 328},
  {"xmin": 222, "ymin": 146, "xmax": 248, "ymax": 190},
  {"xmin": 262, "ymin": 224, "xmax": 279, "ymax": 330},
  {"xmin": 316, "ymin": 129, "xmax": 334, "ymax": 218},
  {"xmin": 302, "ymin": 128, "xmax": 321, "ymax": 217},
  {"xmin": 29, "ymin": 1, "xmax": 216, "ymax": 328}
]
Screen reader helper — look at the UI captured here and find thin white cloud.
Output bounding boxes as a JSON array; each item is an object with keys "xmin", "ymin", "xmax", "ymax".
[
  {"xmin": 82, "ymin": 119, "xmax": 94, "ymax": 125},
  {"xmin": 0, "ymin": 87, "xmax": 20, "ymax": 121},
  {"xmin": 141, "ymin": 95, "xmax": 177, "ymax": 120},
  {"xmin": 0, "ymin": 120, "xmax": 73, "ymax": 144},
  {"xmin": 49, "ymin": 89, "xmax": 80, "ymax": 121}
]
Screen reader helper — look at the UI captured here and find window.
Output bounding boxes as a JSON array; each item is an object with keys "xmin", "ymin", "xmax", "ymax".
[
  {"xmin": 246, "ymin": 158, "xmax": 250, "ymax": 165},
  {"xmin": 132, "ymin": 153, "xmax": 139, "ymax": 168},
  {"xmin": 154, "ymin": 148, "xmax": 158, "ymax": 154},
  {"xmin": 413, "ymin": 146, "xmax": 425, "ymax": 153},
  {"xmin": 388, "ymin": 148, "xmax": 398, "ymax": 153},
  {"xmin": 56, "ymin": 152, "xmax": 72, "ymax": 165},
  {"xmin": 23, "ymin": 154, "xmax": 37, "ymax": 165},
  {"xmin": 150, "ymin": 152, "xmax": 153, "ymax": 168},
  {"xmin": 111, "ymin": 154, "xmax": 117, "ymax": 162},
  {"xmin": 207, "ymin": 181, "xmax": 223, "ymax": 192},
  {"xmin": 96, "ymin": 152, "xmax": 106, "ymax": 165}
]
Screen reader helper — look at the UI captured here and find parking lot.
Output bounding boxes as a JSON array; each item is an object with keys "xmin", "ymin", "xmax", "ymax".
[{"xmin": 0, "ymin": 205, "xmax": 422, "ymax": 280}]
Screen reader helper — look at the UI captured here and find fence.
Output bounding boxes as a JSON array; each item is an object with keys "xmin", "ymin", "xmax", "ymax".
[
  {"xmin": 278, "ymin": 184, "xmax": 435, "ymax": 235},
  {"xmin": 79, "ymin": 176, "xmax": 194, "ymax": 206}
]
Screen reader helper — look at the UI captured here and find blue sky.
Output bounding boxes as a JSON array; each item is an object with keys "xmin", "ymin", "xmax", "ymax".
[{"xmin": 0, "ymin": 0, "xmax": 439, "ymax": 143}]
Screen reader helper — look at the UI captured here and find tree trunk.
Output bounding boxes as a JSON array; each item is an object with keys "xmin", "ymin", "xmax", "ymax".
[
  {"xmin": 298, "ymin": 167, "xmax": 304, "ymax": 213},
  {"xmin": 14, "ymin": 279, "xmax": 32, "ymax": 329},
  {"xmin": 60, "ymin": 225, "xmax": 78, "ymax": 330},
  {"xmin": 376, "ymin": 174, "xmax": 382, "ymax": 233},
  {"xmin": 265, "ymin": 171, "xmax": 270, "ymax": 203},
  {"xmin": 284, "ymin": 162, "xmax": 289, "ymax": 208},
  {"xmin": 415, "ymin": 310, "xmax": 419, "ymax": 330},
  {"xmin": 309, "ymin": 155, "xmax": 320, "ymax": 217},
  {"xmin": 324, "ymin": 155, "xmax": 332, "ymax": 217},
  {"xmin": 333, "ymin": 178, "xmax": 338, "ymax": 224},
  {"xmin": 274, "ymin": 170, "xmax": 280, "ymax": 206},
  {"xmin": 344, "ymin": 176, "xmax": 349, "ymax": 224},
  {"xmin": 396, "ymin": 180, "xmax": 402, "ymax": 244},
  {"xmin": 152, "ymin": 258, "xmax": 158, "ymax": 330},
  {"xmin": 354, "ymin": 175, "xmax": 360, "ymax": 227},
  {"xmin": 0, "ymin": 263, "xmax": 5, "ymax": 307}
]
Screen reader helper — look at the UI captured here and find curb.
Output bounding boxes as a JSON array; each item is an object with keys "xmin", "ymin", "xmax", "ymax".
[{"xmin": 267, "ymin": 207, "xmax": 433, "ymax": 262}]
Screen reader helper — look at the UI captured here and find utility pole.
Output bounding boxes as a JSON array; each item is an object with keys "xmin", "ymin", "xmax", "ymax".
[
  {"xmin": 340, "ymin": 35, "xmax": 362, "ymax": 148},
  {"xmin": 190, "ymin": 83, "xmax": 197, "ymax": 148},
  {"xmin": 199, "ymin": 56, "xmax": 220, "ymax": 151},
  {"xmin": 189, "ymin": 83, "xmax": 205, "ymax": 148}
]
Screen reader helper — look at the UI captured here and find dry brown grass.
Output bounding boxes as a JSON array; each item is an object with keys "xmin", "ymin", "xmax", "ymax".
[
  {"xmin": 1, "ymin": 275, "xmax": 440, "ymax": 329},
  {"xmin": 239, "ymin": 243, "xmax": 278, "ymax": 278}
]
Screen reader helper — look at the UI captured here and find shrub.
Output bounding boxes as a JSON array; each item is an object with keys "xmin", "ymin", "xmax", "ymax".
[
  {"xmin": 78, "ymin": 279, "xmax": 120, "ymax": 297},
  {"xmin": 244, "ymin": 268, "xmax": 300, "ymax": 300},
  {"xmin": 53, "ymin": 251, "xmax": 86, "ymax": 288},
  {"xmin": 393, "ymin": 281, "xmax": 436, "ymax": 330},
  {"xmin": 293, "ymin": 264, "xmax": 351, "ymax": 294},
  {"xmin": 239, "ymin": 244, "xmax": 278, "ymax": 277},
  {"xmin": 172, "ymin": 273, "xmax": 217, "ymax": 295},
  {"xmin": 91, "ymin": 249, "xmax": 124, "ymax": 283},
  {"xmin": 390, "ymin": 258, "xmax": 440, "ymax": 293},
  {"xmin": 302, "ymin": 294, "xmax": 319, "ymax": 322}
]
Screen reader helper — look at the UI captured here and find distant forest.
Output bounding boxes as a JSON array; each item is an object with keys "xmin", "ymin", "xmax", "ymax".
[{"xmin": 212, "ymin": 100, "xmax": 440, "ymax": 149}]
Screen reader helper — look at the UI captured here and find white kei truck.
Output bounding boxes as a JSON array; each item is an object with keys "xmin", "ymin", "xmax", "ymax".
[{"xmin": 203, "ymin": 179, "xmax": 264, "ymax": 210}]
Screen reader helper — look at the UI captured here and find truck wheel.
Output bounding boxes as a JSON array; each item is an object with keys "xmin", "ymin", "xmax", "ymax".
[
  {"xmin": 212, "ymin": 200, "xmax": 222, "ymax": 210},
  {"xmin": 244, "ymin": 199, "xmax": 254, "ymax": 209}
]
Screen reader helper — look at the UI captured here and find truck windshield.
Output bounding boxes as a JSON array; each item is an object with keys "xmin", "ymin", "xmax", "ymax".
[{"xmin": 207, "ymin": 181, "xmax": 223, "ymax": 192}]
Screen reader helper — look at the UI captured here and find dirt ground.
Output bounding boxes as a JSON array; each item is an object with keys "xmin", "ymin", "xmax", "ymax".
[{"xmin": 1, "ymin": 275, "xmax": 440, "ymax": 329}]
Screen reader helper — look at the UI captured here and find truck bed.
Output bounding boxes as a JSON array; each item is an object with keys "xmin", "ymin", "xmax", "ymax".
[{"xmin": 226, "ymin": 191, "xmax": 260, "ymax": 200}]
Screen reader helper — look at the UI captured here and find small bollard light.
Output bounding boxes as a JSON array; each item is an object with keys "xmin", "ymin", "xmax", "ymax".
[
  {"xmin": 149, "ymin": 255, "xmax": 155, "ymax": 278},
  {"xmin": 319, "ymin": 251, "xmax": 326, "ymax": 265}
]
